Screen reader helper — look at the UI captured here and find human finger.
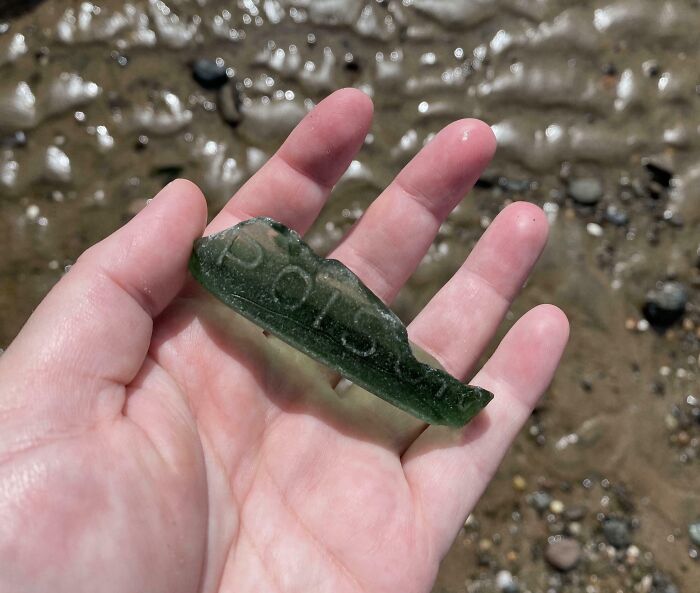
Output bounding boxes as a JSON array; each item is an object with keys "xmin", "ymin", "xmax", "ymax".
[
  {"xmin": 0, "ymin": 180, "xmax": 207, "ymax": 428},
  {"xmin": 206, "ymin": 88, "xmax": 373, "ymax": 235},
  {"xmin": 402, "ymin": 305, "xmax": 569, "ymax": 557},
  {"xmin": 329, "ymin": 119, "xmax": 496, "ymax": 304}
]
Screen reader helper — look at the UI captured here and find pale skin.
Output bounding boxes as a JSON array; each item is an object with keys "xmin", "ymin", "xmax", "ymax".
[{"xmin": 0, "ymin": 89, "xmax": 569, "ymax": 592}]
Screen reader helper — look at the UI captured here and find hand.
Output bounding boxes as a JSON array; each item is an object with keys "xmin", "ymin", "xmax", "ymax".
[{"xmin": 0, "ymin": 89, "xmax": 568, "ymax": 593}]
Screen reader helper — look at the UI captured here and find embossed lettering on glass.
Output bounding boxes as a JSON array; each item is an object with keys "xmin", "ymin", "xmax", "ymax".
[{"xmin": 189, "ymin": 217, "xmax": 493, "ymax": 427}]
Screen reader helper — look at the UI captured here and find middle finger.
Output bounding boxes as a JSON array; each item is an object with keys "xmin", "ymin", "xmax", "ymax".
[
  {"xmin": 329, "ymin": 119, "xmax": 496, "ymax": 304},
  {"xmin": 326, "ymin": 119, "xmax": 495, "ymax": 448}
]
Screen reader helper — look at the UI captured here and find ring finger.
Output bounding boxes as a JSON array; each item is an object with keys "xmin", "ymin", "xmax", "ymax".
[{"xmin": 339, "ymin": 201, "xmax": 550, "ymax": 452}]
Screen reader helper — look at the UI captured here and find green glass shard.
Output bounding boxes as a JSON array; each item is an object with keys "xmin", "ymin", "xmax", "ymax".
[{"xmin": 189, "ymin": 217, "xmax": 493, "ymax": 427}]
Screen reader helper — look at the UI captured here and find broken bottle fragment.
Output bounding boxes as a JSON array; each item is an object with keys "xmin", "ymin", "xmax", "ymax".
[{"xmin": 189, "ymin": 217, "xmax": 493, "ymax": 427}]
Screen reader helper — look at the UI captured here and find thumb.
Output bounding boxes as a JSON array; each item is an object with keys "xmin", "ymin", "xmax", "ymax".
[{"xmin": 0, "ymin": 179, "xmax": 207, "ymax": 427}]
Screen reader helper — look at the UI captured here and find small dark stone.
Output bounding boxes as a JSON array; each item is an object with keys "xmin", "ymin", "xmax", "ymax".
[
  {"xmin": 642, "ymin": 60, "xmax": 660, "ymax": 77},
  {"xmin": 612, "ymin": 484, "xmax": 635, "ymax": 513},
  {"xmin": 605, "ymin": 205, "xmax": 629, "ymax": 226},
  {"xmin": 498, "ymin": 177, "xmax": 532, "ymax": 193},
  {"xmin": 646, "ymin": 180, "xmax": 667, "ymax": 200},
  {"xmin": 151, "ymin": 165, "xmax": 184, "ymax": 185},
  {"xmin": 107, "ymin": 91, "xmax": 128, "ymax": 110},
  {"xmin": 564, "ymin": 506, "xmax": 587, "ymax": 521},
  {"xmin": 192, "ymin": 58, "xmax": 229, "ymax": 90},
  {"xmin": 602, "ymin": 518, "xmax": 631, "ymax": 548},
  {"xmin": 650, "ymin": 380, "xmax": 665, "ymax": 396},
  {"xmin": 643, "ymin": 282, "xmax": 688, "ymax": 327},
  {"xmin": 545, "ymin": 538, "xmax": 581, "ymax": 571},
  {"xmin": 644, "ymin": 161, "xmax": 673, "ymax": 188},
  {"xmin": 344, "ymin": 53, "xmax": 361, "ymax": 72},
  {"xmin": 651, "ymin": 571, "xmax": 679, "ymax": 593},
  {"xmin": 218, "ymin": 82, "xmax": 242, "ymax": 126},
  {"xmin": 568, "ymin": 178, "xmax": 603, "ymax": 205},
  {"xmin": 0, "ymin": 0, "xmax": 45, "ymax": 19},
  {"xmin": 531, "ymin": 491, "xmax": 553, "ymax": 512},
  {"xmin": 0, "ymin": 130, "xmax": 27, "ymax": 148},
  {"xmin": 601, "ymin": 62, "xmax": 617, "ymax": 76},
  {"xmin": 689, "ymin": 521, "xmax": 700, "ymax": 546},
  {"xmin": 559, "ymin": 481, "xmax": 573, "ymax": 493},
  {"xmin": 475, "ymin": 175, "xmax": 497, "ymax": 189}
]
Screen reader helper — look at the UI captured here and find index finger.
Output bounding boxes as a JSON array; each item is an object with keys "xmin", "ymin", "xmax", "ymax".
[{"xmin": 206, "ymin": 88, "xmax": 373, "ymax": 235}]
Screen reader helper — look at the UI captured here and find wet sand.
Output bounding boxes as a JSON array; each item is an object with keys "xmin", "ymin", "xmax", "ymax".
[{"xmin": 1, "ymin": 1, "xmax": 698, "ymax": 591}]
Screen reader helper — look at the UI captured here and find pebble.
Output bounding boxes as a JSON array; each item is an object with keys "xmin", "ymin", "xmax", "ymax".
[
  {"xmin": 689, "ymin": 521, "xmax": 700, "ymax": 546},
  {"xmin": 218, "ymin": 82, "xmax": 242, "ymax": 126},
  {"xmin": 512, "ymin": 475, "xmax": 527, "ymax": 491},
  {"xmin": 565, "ymin": 506, "xmax": 587, "ymax": 521},
  {"xmin": 643, "ymin": 161, "xmax": 673, "ymax": 188},
  {"xmin": 1, "ymin": 130, "xmax": 26, "ymax": 148},
  {"xmin": 478, "ymin": 538, "xmax": 492, "ymax": 552},
  {"xmin": 642, "ymin": 59, "xmax": 660, "ymax": 77},
  {"xmin": 626, "ymin": 544, "xmax": 640, "ymax": 564},
  {"xmin": 25, "ymin": 204, "xmax": 40, "ymax": 220},
  {"xmin": 531, "ymin": 491, "xmax": 553, "ymax": 512},
  {"xmin": 499, "ymin": 177, "xmax": 532, "ymax": 193},
  {"xmin": 568, "ymin": 178, "xmax": 603, "ymax": 205},
  {"xmin": 643, "ymin": 282, "xmax": 688, "ymax": 327},
  {"xmin": 545, "ymin": 538, "xmax": 581, "ymax": 571},
  {"xmin": 605, "ymin": 205, "xmax": 629, "ymax": 226},
  {"xmin": 586, "ymin": 222, "xmax": 604, "ymax": 237},
  {"xmin": 549, "ymin": 500, "xmax": 565, "ymax": 514},
  {"xmin": 192, "ymin": 58, "xmax": 229, "ymax": 89},
  {"xmin": 667, "ymin": 418, "xmax": 684, "ymax": 439},
  {"xmin": 495, "ymin": 570, "xmax": 519, "ymax": 593},
  {"xmin": 602, "ymin": 518, "xmax": 631, "ymax": 548},
  {"xmin": 45, "ymin": 145, "xmax": 72, "ymax": 182},
  {"xmin": 651, "ymin": 572, "xmax": 680, "ymax": 593}
]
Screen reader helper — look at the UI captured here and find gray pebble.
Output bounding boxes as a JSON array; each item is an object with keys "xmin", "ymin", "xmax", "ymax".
[
  {"xmin": 499, "ymin": 177, "xmax": 532, "ymax": 193},
  {"xmin": 531, "ymin": 490, "xmax": 553, "ymax": 512},
  {"xmin": 602, "ymin": 518, "xmax": 631, "ymax": 548},
  {"xmin": 545, "ymin": 538, "xmax": 581, "ymax": 571},
  {"xmin": 568, "ymin": 178, "xmax": 603, "ymax": 205},
  {"xmin": 192, "ymin": 58, "xmax": 229, "ymax": 90},
  {"xmin": 651, "ymin": 571, "xmax": 679, "ymax": 593},
  {"xmin": 564, "ymin": 505, "xmax": 587, "ymax": 522},
  {"xmin": 605, "ymin": 205, "xmax": 629, "ymax": 226},
  {"xmin": 689, "ymin": 521, "xmax": 700, "ymax": 547}
]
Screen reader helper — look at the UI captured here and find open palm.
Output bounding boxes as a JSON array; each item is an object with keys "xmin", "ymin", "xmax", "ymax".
[{"xmin": 0, "ymin": 90, "xmax": 568, "ymax": 593}]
